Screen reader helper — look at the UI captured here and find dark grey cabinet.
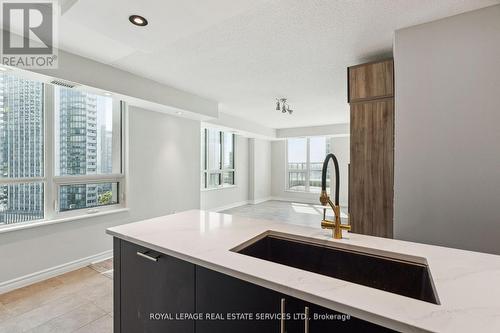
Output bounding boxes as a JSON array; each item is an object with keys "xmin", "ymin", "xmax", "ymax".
[
  {"xmin": 195, "ymin": 266, "xmax": 281, "ymax": 333},
  {"xmin": 114, "ymin": 238, "xmax": 395, "ymax": 333},
  {"xmin": 195, "ymin": 266, "xmax": 394, "ymax": 333},
  {"xmin": 306, "ymin": 302, "xmax": 394, "ymax": 333},
  {"xmin": 114, "ymin": 239, "xmax": 195, "ymax": 333}
]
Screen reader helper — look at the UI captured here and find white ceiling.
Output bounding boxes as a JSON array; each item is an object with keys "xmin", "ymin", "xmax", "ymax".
[{"xmin": 57, "ymin": 0, "xmax": 498, "ymax": 129}]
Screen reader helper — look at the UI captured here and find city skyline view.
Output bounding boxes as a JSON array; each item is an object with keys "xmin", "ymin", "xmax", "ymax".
[{"xmin": 0, "ymin": 73, "xmax": 117, "ymax": 224}]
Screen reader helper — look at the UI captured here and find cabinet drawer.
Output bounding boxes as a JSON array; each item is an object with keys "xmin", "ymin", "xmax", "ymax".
[{"xmin": 348, "ymin": 59, "xmax": 393, "ymax": 102}]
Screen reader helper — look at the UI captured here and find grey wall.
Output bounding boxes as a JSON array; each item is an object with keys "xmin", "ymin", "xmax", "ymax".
[
  {"xmin": 248, "ymin": 138, "xmax": 272, "ymax": 202},
  {"xmin": 0, "ymin": 106, "xmax": 201, "ymax": 284},
  {"xmin": 200, "ymin": 136, "xmax": 249, "ymax": 210},
  {"xmin": 394, "ymin": 5, "xmax": 500, "ymax": 254},
  {"xmin": 127, "ymin": 107, "xmax": 201, "ymax": 220}
]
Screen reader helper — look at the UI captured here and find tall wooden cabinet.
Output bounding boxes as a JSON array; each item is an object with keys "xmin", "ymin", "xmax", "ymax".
[{"xmin": 348, "ymin": 59, "xmax": 394, "ymax": 238}]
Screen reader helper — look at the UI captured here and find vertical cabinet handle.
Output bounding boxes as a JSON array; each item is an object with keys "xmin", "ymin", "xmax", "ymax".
[
  {"xmin": 280, "ymin": 298, "xmax": 286, "ymax": 333},
  {"xmin": 304, "ymin": 306, "xmax": 309, "ymax": 333},
  {"xmin": 136, "ymin": 251, "xmax": 159, "ymax": 262}
]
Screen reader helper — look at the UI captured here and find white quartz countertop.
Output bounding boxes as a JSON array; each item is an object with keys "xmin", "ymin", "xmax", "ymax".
[{"xmin": 106, "ymin": 210, "xmax": 500, "ymax": 333}]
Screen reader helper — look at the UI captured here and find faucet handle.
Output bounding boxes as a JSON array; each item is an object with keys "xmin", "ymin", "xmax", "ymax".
[{"xmin": 340, "ymin": 223, "xmax": 351, "ymax": 231}]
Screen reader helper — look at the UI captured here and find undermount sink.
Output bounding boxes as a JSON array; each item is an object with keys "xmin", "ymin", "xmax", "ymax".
[{"xmin": 233, "ymin": 232, "xmax": 439, "ymax": 305}]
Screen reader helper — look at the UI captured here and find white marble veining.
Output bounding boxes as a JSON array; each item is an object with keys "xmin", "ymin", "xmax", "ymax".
[{"xmin": 107, "ymin": 210, "xmax": 500, "ymax": 333}]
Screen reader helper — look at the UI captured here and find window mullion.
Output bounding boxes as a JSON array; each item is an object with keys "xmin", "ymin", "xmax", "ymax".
[
  {"xmin": 286, "ymin": 140, "xmax": 290, "ymax": 190},
  {"xmin": 44, "ymin": 84, "xmax": 56, "ymax": 219},
  {"xmin": 329, "ymin": 137, "xmax": 334, "ymax": 197},
  {"xmin": 220, "ymin": 131, "xmax": 224, "ymax": 168},
  {"xmin": 306, "ymin": 138, "xmax": 311, "ymax": 192},
  {"xmin": 219, "ymin": 131, "xmax": 223, "ymax": 186},
  {"xmin": 120, "ymin": 102, "xmax": 128, "ymax": 206}
]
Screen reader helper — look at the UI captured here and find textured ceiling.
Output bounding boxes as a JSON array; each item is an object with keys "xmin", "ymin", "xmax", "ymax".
[{"xmin": 57, "ymin": 0, "xmax": 499, "ymax": 129}]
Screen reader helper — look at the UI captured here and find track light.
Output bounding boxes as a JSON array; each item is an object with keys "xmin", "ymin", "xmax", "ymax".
[{"xmin": 275, "ymin": 98, "xmax": 294, "ymax": 115}]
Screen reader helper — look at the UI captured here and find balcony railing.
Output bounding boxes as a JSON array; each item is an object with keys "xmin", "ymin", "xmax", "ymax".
[
  {"xmin": 0, "ymin": 209, "xmax": 43, "ymax": 224},
  {"xmin": 288, "ymin": 162, "xmax": 330, "ymax": 192}
]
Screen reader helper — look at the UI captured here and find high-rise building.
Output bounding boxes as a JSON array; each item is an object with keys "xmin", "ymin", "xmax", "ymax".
[
  {"xmin": 56, "ymin": 88, "xmax": 113, "ymax": 211},
  {"xmin": 0, "ymin": 74, "xmax": 44, "ymax": 223},
  {"xmin": 0, "ymin": 73, "xmax": 115, "ymax": 224}
]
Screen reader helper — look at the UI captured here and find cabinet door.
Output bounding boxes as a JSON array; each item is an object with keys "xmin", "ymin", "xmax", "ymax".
[
  {"xmin": 119, "ymin": 240, "xmax": 195, "ymax": 333},
  {"xmin": 195, "ymin": 266, "xmax": 281, "ymax": 333},
  {"xmin": 282, "ymin": 296, "xmax": 395, "ymax": 333},
  {"xmin": 350, "ymin": 99, "xmax": 394, "ymax": 237},
  {"xmin": 348, "ymin": 60, "xmax": 394, "ymax": 102},
  {"xmin": 307, "ymin": 303, "xmax": 395, "ymax": 333}
]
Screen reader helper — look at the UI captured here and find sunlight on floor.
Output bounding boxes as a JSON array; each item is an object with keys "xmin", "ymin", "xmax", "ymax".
[
  {"xmin": 291, "ymin": 203, "xmax": 322, "ymax": 215},
  {"xmin": 291, "ymin": 202, "xmax": 348, "ymax": 218}
]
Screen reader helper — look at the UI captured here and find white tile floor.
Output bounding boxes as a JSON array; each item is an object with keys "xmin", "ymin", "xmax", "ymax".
[{"xmin": 221, "ymin": 200, "xmax": 348, "ymax": 228}]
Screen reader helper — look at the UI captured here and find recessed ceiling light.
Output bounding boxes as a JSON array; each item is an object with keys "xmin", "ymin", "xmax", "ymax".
[
  {"xmin": 129, "ymin": 15, "xmax": 148, "ymax": 27},
  {"xmin": 176, "ymin": 111, "xmax": 182, "ymax": 115},
  {"xmin": 103, "ymin": 92, "xmax": 112, "ymax": 96}
]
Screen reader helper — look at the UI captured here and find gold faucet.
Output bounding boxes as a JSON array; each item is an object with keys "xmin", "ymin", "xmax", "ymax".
[
  {"xmin": 320, "ymin": 190, "xmax": 350, "ymax": 239},
  {"xmin": 319, "ymin": 154, "xmax": 351, "ymax": 239}
]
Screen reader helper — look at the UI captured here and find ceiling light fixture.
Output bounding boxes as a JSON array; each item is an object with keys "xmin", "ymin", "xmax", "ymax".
[
  {"xmin": 275, "ymin": 98, "xmax": 293, "ymax": 115},
  {"xmin": 103, "ymin": 92, "xmax": 112, "ymax": 96},
  {"xmin": 0, "ymin": 66, "xmax": 10, "ymax": 72},
  {"xmin": 129, "ymin": 15, "xmax": 148, "ymax": 27},
  {"xmin": 176, "ymin": 111, "xmax": 183, "ymax": 115}
]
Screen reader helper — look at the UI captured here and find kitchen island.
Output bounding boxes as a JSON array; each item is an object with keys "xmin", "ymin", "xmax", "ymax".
[{"xmin": 107, "ymin": 210, "xmax": 500, "ymax": 333}]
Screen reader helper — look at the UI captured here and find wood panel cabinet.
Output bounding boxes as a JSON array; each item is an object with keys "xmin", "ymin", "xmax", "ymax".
[
  {"xmin": 348, "ymin": 59, "xmax": 394, "ymax": 238},
  {"xmin": 348, "ymin": 59, "xmax": 394, "ymax": 102}
]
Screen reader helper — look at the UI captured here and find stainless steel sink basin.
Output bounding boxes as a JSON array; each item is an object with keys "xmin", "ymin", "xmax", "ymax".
[{"xmin": 232, "ymin": 232, "xmax": 439, "ymax": 304}]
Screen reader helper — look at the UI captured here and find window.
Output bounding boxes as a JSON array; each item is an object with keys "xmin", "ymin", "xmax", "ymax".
[
  {"xmin": 54, "ymin": 86, "xmax": 122, "ymax": 212},
  {"xmin": 0, "ymin": 72, "xmax": 125, "ymax": 227},
  {"xmin": 287, "ymin": 136, "xmax": 330, "ymax": 193},
  {"xmin": 202, "ymin": 128, "xmax": 235, "ymax": 189},
  {"xmin": 0, "ymin": 74, "xmax": 44, "ymax": 224},
  {"xmin": 287, "ymin": 138, "xmax": 307, "ymax": 191}
]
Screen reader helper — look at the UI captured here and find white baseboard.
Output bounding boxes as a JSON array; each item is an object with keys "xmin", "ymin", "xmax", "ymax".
[
  {"xmin": 209, "ymin": 196, "xmax": 277, "ymax": 212},
  {"xmin": 208, "ymin": 196, "xmax": 339, "ymax": 212},
  {"xmin": 269, "ymin": 196, "xmax": 319, "ymax": 204},
  {"xmin": 0, "ymin": 250, "xmax": 113, "ymax": 294},
  {"xmin": 249, "ymin": 197, "xmax": 273, "ymax": 205},
  {"xmin": 209, "ymin": 200, "xmax": 250, "ymax": 212}
]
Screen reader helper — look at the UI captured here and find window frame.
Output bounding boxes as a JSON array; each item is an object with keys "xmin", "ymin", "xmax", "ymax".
[
  {"xmin": 201, "ymin": 128, "xmax": 236, "ymax": 190},
  {"xmin": 0, "ymin": 78, "xmax": 127, "ymax": 229},
  {"xmin": 286, "ymin": 136, "xmax": 332, "ymax": 193}
]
